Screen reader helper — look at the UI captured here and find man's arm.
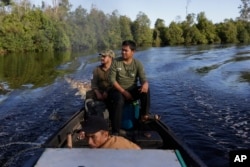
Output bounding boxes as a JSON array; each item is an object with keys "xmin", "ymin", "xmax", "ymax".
[
  {"xmin": 91, "ymin": 68, "xmax": 99, "ymax": 90},
  {"xmin": 140, "ymin": 81, "xmax": 149, "ymax": 93},
  {"xmin": 136, "ymin": 60, "xmax": 147, "ymax": 84},
  {"xmin": 136, "ymin": 60, "xmax": 148, "ymax": 93},
  {"xmin": 91, "ymin": 67, "xmax": 103, "ymax": 100}
]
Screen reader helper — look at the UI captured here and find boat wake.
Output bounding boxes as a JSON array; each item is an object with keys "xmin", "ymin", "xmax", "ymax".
[
  {"xmin": 0, "ymin": 82, "xmax": 12, "ymax": 104},
  {"xmin": 64, "ymin": 77, "xmax": 91, "ymax": 99}
]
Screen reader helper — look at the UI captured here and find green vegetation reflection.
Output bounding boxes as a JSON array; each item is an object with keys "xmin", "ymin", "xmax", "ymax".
[{"xmin": 0, "ymin": 51, "xmax": 74, "ymax": 89}]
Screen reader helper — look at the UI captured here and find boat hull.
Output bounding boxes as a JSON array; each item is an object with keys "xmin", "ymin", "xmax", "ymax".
[{"xmin": 24, "ymin": 108, "xmax": 207, "ymax": 167}]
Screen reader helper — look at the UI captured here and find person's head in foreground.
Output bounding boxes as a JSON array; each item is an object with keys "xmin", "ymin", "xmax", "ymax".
[
  {"xmin": 81, "ymin": 116, "xmax": 109, "ymax": 148},
  {"xmin": 81, "ymin": 116, "xmax": 141, "ymax": 149}
]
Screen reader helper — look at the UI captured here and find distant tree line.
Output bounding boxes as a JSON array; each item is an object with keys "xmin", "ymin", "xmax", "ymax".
[{"xmin": 0, "ymin": 0, "xmax": 249, "ymax": 55}]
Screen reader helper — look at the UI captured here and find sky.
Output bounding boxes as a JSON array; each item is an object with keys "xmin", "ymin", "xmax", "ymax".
[{"xmin": 30, "ymin": 0, "xmax": 242, "ymax": 27}]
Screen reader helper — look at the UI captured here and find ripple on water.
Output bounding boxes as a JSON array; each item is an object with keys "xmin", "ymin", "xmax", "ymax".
[{"xmin": 1, "ymin": 45, "xmax": 250, "ymax": 167}]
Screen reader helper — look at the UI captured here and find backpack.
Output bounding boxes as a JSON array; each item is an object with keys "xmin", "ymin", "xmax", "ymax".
[{"xmin": 85, "ymin": 99, "xmax": 109, "ymax": 120}]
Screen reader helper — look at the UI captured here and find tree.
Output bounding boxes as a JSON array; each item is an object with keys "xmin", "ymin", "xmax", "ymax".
[
  {"xmin": 87, "ymin": 6, "xmax": 109, "ymax": 49},
  {"xmin": 106, "ymin": 10, "xmax": 122, "ymax": 49},
  {"xmin": 57, "ymin": 0, "xmax": 71, "ymax": 21},
  {"xmin": 182, "ymin": 13, "xmax": 195, "ymax": 45},
  {"xmin": 0, "ymin": 13, "xmax": 24, "ymax": 52},
  {"xmin": 0, "ymin": 0, "xmax": 11, "ymax": 5},
  {"xmin": 165, "ymin": 22, "xmax": 184, "ymax": 45},
  {"xmin": 216, "ymin": 20, "xmax": 238, "ymax": 43},
  {"xmin": 0, "ymin": 0, "xmax": 12, "ymax": 13},
  {"xmin": 196, "ymin": 12, "xmax": 218, "ymax": 44},
  {"xmin": 132, "ymin": 12, "xmax": 152, "ymax": 46},
  {"xmin": 119, "ymin": 15, "xmax": 133, "ymax": 41},
  {"xmin": 239, "ymin": 0, "xmax": 250, "ymax": 21},
  {"xmin": 153, "ymin": 19, "xmax": 165, "ymax": 46},
  {"xmin": 0, "ymin": 0, "xmax": 11, "ymax": 9},
  {"xmin": 69, "ymin": 5, "xmax": 87, "ymax": 26},
  {"xmin": 67, "ymin": 6, "xmax": 90, "ymax": 49},
  {"xmin": 236, "ymin": 21, "xmax": 250, "ymax": 43},
  {"xmin": 53, "ymin": 22, "xmax": 70, "ymax": 50}
]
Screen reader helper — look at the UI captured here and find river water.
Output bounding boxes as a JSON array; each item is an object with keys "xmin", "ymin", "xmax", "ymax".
[{"xmin": 0, "ymin": 45, "xmax": 250, "ymax": 167}]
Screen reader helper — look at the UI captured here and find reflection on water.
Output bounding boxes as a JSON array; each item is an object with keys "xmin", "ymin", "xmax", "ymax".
[
  {"xmin": 0, "ymin": 51, "xmax": 76, "ymax": 90},
  {"xmin": 0, "ymin": 45, "xmax": 250, "ymax": 167},
  {"xmin": 240, "ymin": 71, "xmax": 250, "ymax": 82}
]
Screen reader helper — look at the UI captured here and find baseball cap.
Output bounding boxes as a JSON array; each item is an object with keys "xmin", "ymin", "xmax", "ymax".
[
  {"xmin": 99, "ymin": 49, "xmax": 115, "ymax": 58},
  {"xmin": 81, "ymin": 116, "xmax": 109, "ymax": 134}
]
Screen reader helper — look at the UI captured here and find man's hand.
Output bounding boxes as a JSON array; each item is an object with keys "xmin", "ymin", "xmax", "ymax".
[
  {"xmin": 102, "ymin": 92, "xmax": 108, "ymax": 99},
  {"xmin": 139, "ymin": 82, "xmax": 149, "ymax": 93},
  {"xmin": 95, "ymin": 91, "xmax": 103, "ymax": 100},
  {"xmin": 122, "ymin": 90, "xmax": 133, "ymax": 100},
  {"xmin": 77, "ymin": 131, "xmax": 85, "ymax": 140}
]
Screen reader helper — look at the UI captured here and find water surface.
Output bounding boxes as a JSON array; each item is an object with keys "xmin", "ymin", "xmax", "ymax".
[{"xmin": 0, "ymin": 45, "xmax": 249, "ymax": 167}]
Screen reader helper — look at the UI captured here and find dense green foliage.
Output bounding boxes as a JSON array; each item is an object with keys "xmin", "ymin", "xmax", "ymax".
[{"xmin": 0, "ymin": 0, "xmax": 249, "ymax": 54}]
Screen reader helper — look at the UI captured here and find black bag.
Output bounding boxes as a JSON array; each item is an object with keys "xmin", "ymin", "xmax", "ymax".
[{"xmin": 85, "ymin": 99, "xmax": 109, "ymax": 120}]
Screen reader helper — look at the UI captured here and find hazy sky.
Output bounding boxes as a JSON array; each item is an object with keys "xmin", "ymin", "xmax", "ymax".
[{"xmin": 31, "ymin": 0, "xmax": 242, "ymax": 27}]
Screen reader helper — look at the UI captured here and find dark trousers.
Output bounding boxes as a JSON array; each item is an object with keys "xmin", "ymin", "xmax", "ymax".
[{"xmin": 109, "ymin": 87, "xmax": 150, "ymax": 133}]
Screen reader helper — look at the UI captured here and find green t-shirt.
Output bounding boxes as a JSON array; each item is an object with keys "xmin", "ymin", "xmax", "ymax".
[
  {"xmin": 91, "ymin": 66, "xmax": 112, "ymax": 92},
  {"xmin": 109, "ymin": 57, "xmax": 147, "ymax": 90}
]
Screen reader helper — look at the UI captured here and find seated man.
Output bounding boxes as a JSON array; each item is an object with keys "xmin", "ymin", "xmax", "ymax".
[
  {"xmin": 85, "ymin": 49, "xmax": 115, "ymax": 117},
  {"xmin": 109, "ymin": 40, "xmax": 150, "ymax": 135},
  {"xmin": 81, "ymin": 116, "xmax": 141, "ymax": 149}
]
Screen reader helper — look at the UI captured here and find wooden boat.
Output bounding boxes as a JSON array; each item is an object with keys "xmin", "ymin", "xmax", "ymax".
[{"xmin": 24, "ymin": 107, "xmax": 207, "ymax": 167}]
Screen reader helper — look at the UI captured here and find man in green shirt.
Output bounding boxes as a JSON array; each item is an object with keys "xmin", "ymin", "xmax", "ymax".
[
  {"xmin": 86, "ymin": 49, "xmax": 115, "ymax": 117},
  {"xmin": 109, "ymin": 40, "xmax": 150, "ymax": 135},
  {"xmin": 91, "ymin": 49, "xmax": 115, "ymax": 100}
]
